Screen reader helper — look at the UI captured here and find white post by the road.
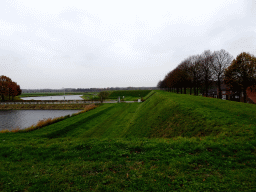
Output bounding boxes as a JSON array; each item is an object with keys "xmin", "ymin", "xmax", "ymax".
[{"xmin": 63, "ymin": 87, "xmax": 65, "ymax": 100}]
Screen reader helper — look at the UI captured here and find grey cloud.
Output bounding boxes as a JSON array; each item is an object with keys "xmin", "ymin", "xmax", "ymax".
[{"xmin": 0, "ymin": 0, "xmax": 255, "ymax": 89}]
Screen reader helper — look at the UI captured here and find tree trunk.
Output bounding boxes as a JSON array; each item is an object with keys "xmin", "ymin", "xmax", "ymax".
[
  {"xmin": 243, "ymin": 89, "xmax": 247, "ymax": 103},
  {"xmin": 218, "ymin": 76, "xmax": 221, "ymax": 99},
  {"xmin": 1, "ymin": 95, "xmax": 4, "ymax": 102},
  {"xmin": 205, "ymin": 79, "xmax": 209, "ymax": 97}
]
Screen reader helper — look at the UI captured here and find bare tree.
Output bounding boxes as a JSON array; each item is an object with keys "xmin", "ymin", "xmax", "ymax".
[
  {"xmin": 188, "ymin": 55, "xmax": 202, "ymax": 95},
  {"xmin": 212, "ymin": 49, "xmax": 233, "ymax": 99},
  {"xmin": 199, "ymin": 50, "xmax": 214, "ymax": 97},
  {"xmin": 177, "ymin": 58, "xmax": 191, "ymax": 94},
  {"xmin": 157, "ymin": 80, "xmax": 163, "ymax": 89}
]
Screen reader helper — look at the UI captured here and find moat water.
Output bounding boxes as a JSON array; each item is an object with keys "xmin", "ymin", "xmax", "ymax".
[{"xmin": 0, "ymin": 110, "xmax": 81, "ymax": 131}]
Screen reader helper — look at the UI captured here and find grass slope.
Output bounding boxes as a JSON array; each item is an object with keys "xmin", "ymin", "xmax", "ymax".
[{"xmin": 0, "ymin": 91, "xmax": 255, "ymax": 191}]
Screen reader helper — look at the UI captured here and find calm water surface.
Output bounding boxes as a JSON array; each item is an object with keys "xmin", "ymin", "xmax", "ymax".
[
  {"xmin": 0, "ymin": 110, "xmax": 81, "ymax": 131},
  {"xmin": 20, "ymin": 95, "xmax": 83, "ymax": 100}
]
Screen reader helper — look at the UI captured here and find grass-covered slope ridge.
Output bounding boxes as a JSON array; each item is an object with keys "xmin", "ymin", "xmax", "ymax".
[
  {"xmin": 126, "ymin": 91, "xmax": 256, "ymax": 139},
  {"xmin": 0, "ymin": 90, "xmax": 256, "ymax": 191}
]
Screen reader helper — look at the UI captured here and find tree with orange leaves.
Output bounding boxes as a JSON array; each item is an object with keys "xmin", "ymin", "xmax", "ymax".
[
  {"xmin": 0, "ymin": 75, "xmax": 12, "ymax": 101},
  {"xmin": 9, "ymin": 81, "xmax": 22, "ymax": 100},
  {"xmin": 0, "ymin": 75, "xmax": 22, "ymax": 101}
]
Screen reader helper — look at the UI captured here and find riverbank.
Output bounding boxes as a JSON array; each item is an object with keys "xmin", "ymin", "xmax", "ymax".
[
  {"xmin": 0, "ymin": 104, "xmax": 97, "ymax": 133},
  {"xmin": 0, "ymin": 104, "xmax": 97, "ymax": 110}
]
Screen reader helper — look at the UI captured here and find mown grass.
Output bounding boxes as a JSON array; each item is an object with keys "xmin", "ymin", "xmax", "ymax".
[{"xmin": 0, "ymin": 91, "xmax": 255, "ymax": 191}]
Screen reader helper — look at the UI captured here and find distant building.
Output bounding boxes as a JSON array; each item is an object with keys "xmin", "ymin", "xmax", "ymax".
[{"xmin": 205, "ymin": 83, "xmax": 256, "ymax": 104}]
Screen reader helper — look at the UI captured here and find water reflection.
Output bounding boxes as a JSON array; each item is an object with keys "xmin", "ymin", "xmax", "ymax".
[
  {"xmin": 0, "ymin": 110, "xmax": 81, "ymax": 131},
  {"xmin": 20, "ymin": 95, "xmax": 83, "ymax": 100}
]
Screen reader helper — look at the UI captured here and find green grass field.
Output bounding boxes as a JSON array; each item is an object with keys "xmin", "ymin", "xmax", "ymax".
[
  {"xmin": 0, "ymin": 91, "xmax": 255, "ymax": 191},
  {"xmin": 106, "ymin": 90, "xmax": 152, "ymax": 101},
  {"xmin": 1, "ymin": 95, "xmax": 23, "ymax": 102}
]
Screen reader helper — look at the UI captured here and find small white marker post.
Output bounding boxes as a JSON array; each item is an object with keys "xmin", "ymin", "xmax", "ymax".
[{"xmin": 63, "ymin": 87, "xmax": 65, "ymax": 100}]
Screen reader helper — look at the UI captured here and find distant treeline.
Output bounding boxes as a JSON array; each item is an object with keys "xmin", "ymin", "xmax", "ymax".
[{"xmin": 22, "ymin": 87, "xmax": 158, "ymax": 93}]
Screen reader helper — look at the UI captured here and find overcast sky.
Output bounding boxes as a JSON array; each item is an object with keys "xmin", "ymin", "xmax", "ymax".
[{"xmin": 1, "ymin": 0, "xmax": 256, "ymax": 89}]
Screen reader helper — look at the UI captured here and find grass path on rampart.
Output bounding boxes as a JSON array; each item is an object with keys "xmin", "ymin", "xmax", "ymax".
[{"xmin": 0, "ymin": 91, "xmax": 256, "ymax": 191}]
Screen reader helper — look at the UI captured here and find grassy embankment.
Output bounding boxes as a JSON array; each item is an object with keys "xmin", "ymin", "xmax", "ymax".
[{"xmin": 0, "ymin": 91, "xmax": 256, "ymax": 191}]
